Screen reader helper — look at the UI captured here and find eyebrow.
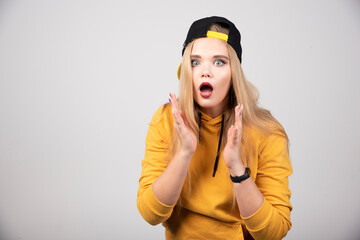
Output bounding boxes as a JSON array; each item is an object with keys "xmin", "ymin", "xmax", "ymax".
[
  {"xmin": 190, "ymin": 54, "xmax": 229, "ymax": 60},
  {"xmin": 214, "ymin": 55, "xmax": 229, "ymax": 60}
]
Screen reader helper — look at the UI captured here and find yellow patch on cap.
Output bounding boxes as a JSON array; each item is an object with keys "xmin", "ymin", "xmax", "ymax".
[{"xmin": 206, "ymin": 30, "xmax": 228, "ymax": 41}]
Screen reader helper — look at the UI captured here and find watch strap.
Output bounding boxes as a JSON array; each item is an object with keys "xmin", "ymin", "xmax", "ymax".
[{"xmin": 230, "ymin": 167, "xmax": 250, "ymax": 183}]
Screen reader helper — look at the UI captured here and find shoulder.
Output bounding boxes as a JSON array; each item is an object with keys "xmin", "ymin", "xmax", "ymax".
[
  {"xmin": 249, "ymin": 126, "xmax": 291, "ymax": 174},
  {"xmin": 146, "ymin": 103, "xmax": 174, "ymax": 142},
  {"xmin": 248, "ymin": 126, "xmax": 289, "ymax": 160},
  {"xmin": 149, "ymin": 103, "xmax": 174, "ymax": 132},
  {"xmin": 150, "ymin": 103, "xmax": 173, "ymax": 124}
]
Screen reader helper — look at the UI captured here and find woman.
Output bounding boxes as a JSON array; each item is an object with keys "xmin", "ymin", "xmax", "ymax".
[{"xmin": 137, "ymin": 16, "xmax": 292, "ymax": 240}]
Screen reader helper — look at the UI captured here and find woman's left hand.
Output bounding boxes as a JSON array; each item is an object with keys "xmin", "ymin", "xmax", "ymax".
[{"xmin": 223, "ymin": 104, "xmax": 245, "ymax": 175}]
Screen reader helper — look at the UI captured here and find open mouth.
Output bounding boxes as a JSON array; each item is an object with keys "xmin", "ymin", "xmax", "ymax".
[{"xmin": 199, "ymin": 82, "xmax": 213, "ymax": 98}]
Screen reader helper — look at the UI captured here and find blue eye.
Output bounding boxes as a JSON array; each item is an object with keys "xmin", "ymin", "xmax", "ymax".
[
  {"xmin": 214, "ymin": 60, "xmax": 225, "ymax": 66},
  {"xmin": 191, "ymin": 60, "xmax": 200, "ymax": 66}
]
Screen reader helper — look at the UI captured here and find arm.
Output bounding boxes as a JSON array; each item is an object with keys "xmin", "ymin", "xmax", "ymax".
[
  {"xmin": 223, "ymin": 105, "xmax": 292, "ymax": 239},
  {"xmin": 245, "ymin": 134, "xmax": 292, "ymax": 239},
  {"xmin": 137, "ymin": 104, "xmax": 173, "ymax": 225},
  {"xmin": 152, "ymin": 93, "xmax": 197, "ymax": 206},
  {"xmin": 152, "ymin": 147, "xmax": 193, "ymax": 205},
  {"xmin": 137, "ymin": 93, "xmax": 197, "ymax": 225},
  {"xmin": 224, "ymin": 104, "xmax": 264, "ymax": 218}
]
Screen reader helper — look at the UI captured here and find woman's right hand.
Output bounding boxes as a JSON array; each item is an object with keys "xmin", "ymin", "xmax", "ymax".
[
  {"xmin": 169, "ymin": 93, "xmax": 197, "ymax": 156},
  {"xmin": 151, "ymin": 94, "xmax": 197, "ymax": 206}
]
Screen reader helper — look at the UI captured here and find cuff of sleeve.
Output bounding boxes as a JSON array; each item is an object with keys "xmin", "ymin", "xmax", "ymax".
[
  {"xmin": 144, "ymin": 185, "xmax": 175, "ymax": 218},
  {"xmin": 241, "ymin": 199, "xmax": 273, "ymax": 231}
]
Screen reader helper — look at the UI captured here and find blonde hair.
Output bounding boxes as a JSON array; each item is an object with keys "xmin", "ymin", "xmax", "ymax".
[{"xmin": 168, "ymin": 24, "xmax": 288, "ymax": 166}]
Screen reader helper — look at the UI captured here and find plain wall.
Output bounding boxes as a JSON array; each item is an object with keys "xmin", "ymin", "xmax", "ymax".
[{"xmin": 0, "ymin": 0, "xmax": 359, "ymax": 239}]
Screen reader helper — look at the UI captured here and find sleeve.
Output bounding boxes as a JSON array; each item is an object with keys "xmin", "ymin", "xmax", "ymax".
[
  {"xmin": 137, "ymin": 104, "xmax": 176, "ymax": 225},
  {"xmin": 242, "ymin": 134, "xmax": 293, "ymax": 240}
]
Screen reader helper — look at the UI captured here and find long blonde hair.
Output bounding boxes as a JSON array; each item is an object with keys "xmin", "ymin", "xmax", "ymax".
[{"xmin": 169, "ymin": 23, "xmax": 289, "ymax": 166}]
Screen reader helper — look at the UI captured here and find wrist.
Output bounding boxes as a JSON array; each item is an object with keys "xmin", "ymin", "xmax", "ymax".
[
  {"xmin": 179, "ymin": 147, "xmax": 195, "ymax": 159},
  {"xmin": 228, "ymin": 164, "xmax": 246, "ymax": 177}
]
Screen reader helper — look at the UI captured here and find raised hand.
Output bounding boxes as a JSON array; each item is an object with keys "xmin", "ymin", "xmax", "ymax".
[
  {"xmin": 223, "ymin": 104, "xmax": 245, "ymax": 175},
  {"xmin": 151, "ymin": 94, "xmax": 198, "ymax": 206},
  {"xmin": 169, "ymin": 93, "xmax": 197, "ymax": 156}
]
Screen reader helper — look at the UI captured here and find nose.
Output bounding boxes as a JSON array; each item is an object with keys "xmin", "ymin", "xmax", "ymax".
[
  {"xmin": 201, "ymin": 63, "xmax": 211, "ymax": 78},
  {"xmin": 201, "ymin": 72, "xmax": 210, "ymax": 78}
]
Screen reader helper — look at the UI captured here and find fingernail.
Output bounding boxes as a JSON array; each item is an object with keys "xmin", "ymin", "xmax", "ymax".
[{"xmin": 169, "ymin": 98, "xmax": 171, "ymax": 103}]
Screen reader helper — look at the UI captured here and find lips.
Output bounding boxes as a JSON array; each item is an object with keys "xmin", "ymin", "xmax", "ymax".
[{"xmin": 200, "ymin": 82, "xmax": 213, "ymax": 98}]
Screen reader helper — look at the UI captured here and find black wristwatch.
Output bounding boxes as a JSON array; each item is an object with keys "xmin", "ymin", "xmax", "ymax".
[{"xmin": 230, "ymin": 168, "xmax": 251, "ymax": 183}]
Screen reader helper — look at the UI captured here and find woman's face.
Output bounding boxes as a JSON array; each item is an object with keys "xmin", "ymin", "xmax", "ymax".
[{"xmin": 191, "ymin": 37, "xmax": 232, "ymax": 118}]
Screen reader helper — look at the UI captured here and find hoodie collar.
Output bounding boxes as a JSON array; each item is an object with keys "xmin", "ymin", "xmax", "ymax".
[{"xmin": 198, "ymin": 111, "xmax": 224, "ymax": 126}]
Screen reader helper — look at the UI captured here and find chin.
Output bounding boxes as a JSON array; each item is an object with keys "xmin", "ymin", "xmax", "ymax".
[{"xmin": 195, "ymin": 98, "xmax": 219, "ymax": 109}]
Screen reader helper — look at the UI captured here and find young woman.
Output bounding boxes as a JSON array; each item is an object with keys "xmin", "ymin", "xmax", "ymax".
[{"xmin": 137, "ymin": 16, "xmax": 292, "ymax": 240}]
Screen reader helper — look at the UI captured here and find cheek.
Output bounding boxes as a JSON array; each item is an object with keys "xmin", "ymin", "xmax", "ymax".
[
  {"xmin": 217, "ymin": 69, "xmax": 232, "ymax": 86},
  {"xmin": 217, "ymin": 71, "xmax": 232, "ymax": 95},
  {"xmin": 225, "ymin": 68, "xmax": 232, "ymax": 85},
  {"xmin": 192, "ymin": 67, "xmax": 201, "ymax": 79}
]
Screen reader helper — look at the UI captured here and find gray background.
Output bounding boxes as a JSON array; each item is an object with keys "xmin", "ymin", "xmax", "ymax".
[{"xmin": 1, "ymin": 0, "xmax": 359, "ymax": 239}]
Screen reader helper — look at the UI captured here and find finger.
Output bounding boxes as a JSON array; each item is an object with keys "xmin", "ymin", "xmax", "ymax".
[
  {"xmin": 233, "ymin": 126, "xmax": 239, "ymax": 145},
  {"xmin": 169, "ymin": 93, "xmax": 179, "ymax": 112},
  {"xmin": 227, "ymin": 125, "xmax": 239, "ymax": 147},
  {"xmin": 169, "ymin": 93, "xmax": 190, "ymax": 138},
  {"xmin": 170, "ymin": 93, "xmax": 186, "ymax": 127},
  {"xmin": 174, "ymin": 114, "xmax": 189, "ymax": 140},
  {"xmin": 169, "ymin": 93, "xmax": 174, "ymax": 112},
  {"xmin": 235, "ymin": 104, "xmax": 243, "ymax": 136},
  {"xmin": 234, "ymin": 104, "xmax": 240, "ymax": 125},
  {"xmin": 173, "ymin": 108, "xmax": 187, "ymax": 136},
  {"xmin": 169, "ymin": 93, "xmax": 179, "ymax": 121},
  {"xmin": 172, "ymin": 109, "xmax": 181, "ymax": 126},
  {"xmin": 179, "ymin": 111, "xmax": 189, "ymax": 127},
  {"xmin": 238, "ymin": 104, "xmax": 243, "ymax": 127}
]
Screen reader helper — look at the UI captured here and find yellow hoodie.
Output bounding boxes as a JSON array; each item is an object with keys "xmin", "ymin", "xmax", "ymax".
[{"xmin": 137, "ymin": 104, "xmax": 292, "ymax": 240}]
